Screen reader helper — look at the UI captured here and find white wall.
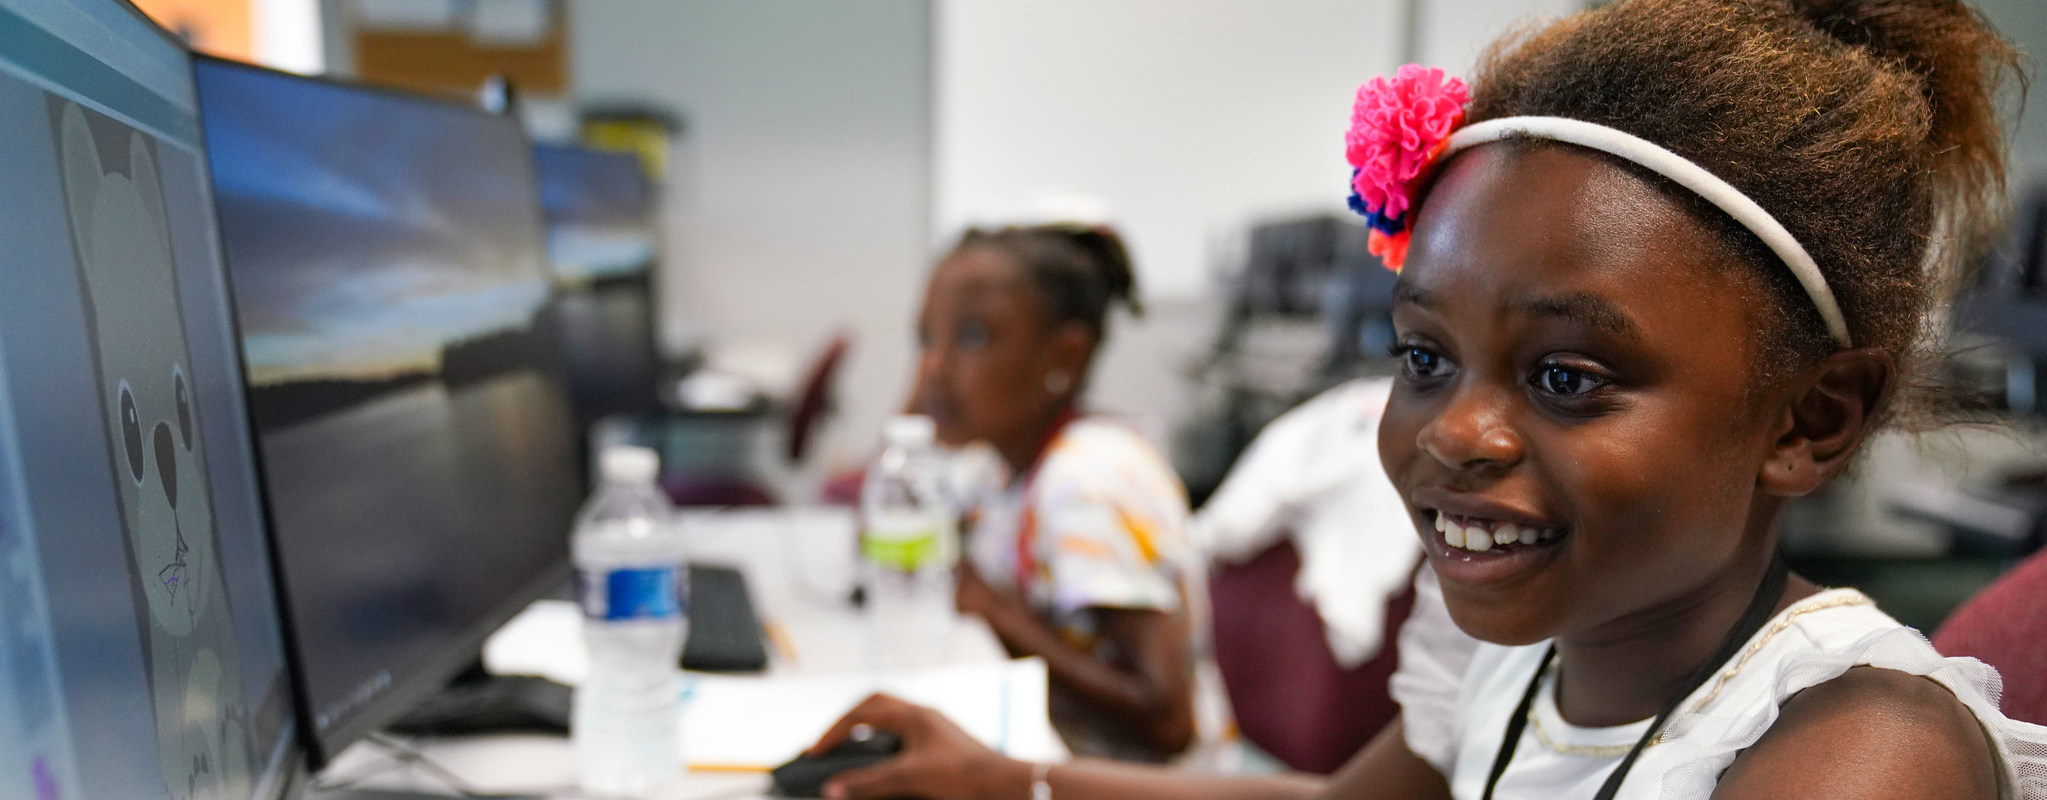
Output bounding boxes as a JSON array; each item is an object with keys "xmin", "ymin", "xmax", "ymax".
[
  {"xmin": 1414, "ymin": 0, "xmax": 1578, "ymax": 76},
  {"xmin": 935, "ymin": 0, "xmax": 1404, "ymax": 301},
  {"xmin": 934, "ymin": 0, "xmax": 1571, "ymax": 429},
  {"xmin": 252, "ymin": 0, "xmax": 324, "ymax": 74},
  {"xmin": 1975, "ymin": 0, "xmax": 2047, "ymax": 183},
  {"xmin": 570, "ymin": 1, "xmax": 933, "ymax": 471}
]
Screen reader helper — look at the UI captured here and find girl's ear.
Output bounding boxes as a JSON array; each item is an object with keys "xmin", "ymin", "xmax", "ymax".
[
  {"xmin": 1043, "ymin": 320, "xmax": 1094, "ymax": 389},
  {"xmin": 1759, "ymin": 348, "xmax": 1896, "ymax": 497}
]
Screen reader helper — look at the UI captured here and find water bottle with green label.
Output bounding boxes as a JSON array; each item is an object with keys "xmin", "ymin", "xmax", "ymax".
[{"xmin": 861, "ymin": 415, "xmax": 958, "ymax": 670}]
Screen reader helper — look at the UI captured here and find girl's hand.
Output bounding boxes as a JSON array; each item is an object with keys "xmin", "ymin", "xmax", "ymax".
[
  {"xmin": 808, "ymin": 693, "xmax": 1031, "ymax": 800},
  {"xmin": 954, "ymin": 558, "xmax": 1001, "ymax": 619}
]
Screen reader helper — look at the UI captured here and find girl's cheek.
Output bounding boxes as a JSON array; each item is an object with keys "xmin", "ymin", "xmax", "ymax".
[{"xmin": 1376, "ymin": 408, "xmax": 1423, "ymax": 484}]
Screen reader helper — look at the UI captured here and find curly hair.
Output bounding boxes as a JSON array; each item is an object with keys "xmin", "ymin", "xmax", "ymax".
[
  {"xmin": 1459, "ymin": 0, "xmax": 2021, "ymax": 424},
  {"xmin": 955, "ymin": 224, "xmax": 1143, "ymax": 343}
]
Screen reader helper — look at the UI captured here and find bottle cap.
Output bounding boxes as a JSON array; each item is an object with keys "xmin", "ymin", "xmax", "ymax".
[
  {"xmin": 883, "ymin": 415, "xmax": 936, "ymax": 448},
  {"xmin": 600, "ymin": 445, "xmax": 661, "ymax": 484}
]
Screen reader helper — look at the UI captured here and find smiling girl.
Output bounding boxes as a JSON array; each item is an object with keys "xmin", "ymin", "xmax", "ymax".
[{"xmin": 807, "ymin": 0, "xmax": 2047, "ymax": 798}]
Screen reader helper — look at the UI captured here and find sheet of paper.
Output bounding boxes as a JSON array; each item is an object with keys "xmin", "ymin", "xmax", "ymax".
[
  {"xmin": 482, "ymin": 599, "xmax": 587, "ymax": 686},
  {"xmin": 486, "ymin": 603, "xmax": 1065, "ymax": 767},
  {"xmin": 469, "ymin": 0, "xmax": 552, "ymax": 46},
  {"xmin": 678, "ymin": 658, "xmax": 1065, "ymax": 769},
  {"xmin": 353, "ymin": 0, "xmax": 459, "ymax": 32}
]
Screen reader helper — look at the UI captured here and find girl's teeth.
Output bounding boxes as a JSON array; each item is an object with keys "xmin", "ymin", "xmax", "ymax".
[{"xmin": 1438, "ymin": 514, "xmax": 1566, "ymax": 553}]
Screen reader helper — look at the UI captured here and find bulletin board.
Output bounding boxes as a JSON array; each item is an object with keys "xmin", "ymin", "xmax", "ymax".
[{"xmin": 347, "ymin": 0, "xmax": 567, "ymax": 97}]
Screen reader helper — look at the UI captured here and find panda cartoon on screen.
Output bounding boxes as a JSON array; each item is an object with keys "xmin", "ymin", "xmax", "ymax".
[{"xmin": 54, "ymin": 101, "xmax": 253, "ymax": 800}]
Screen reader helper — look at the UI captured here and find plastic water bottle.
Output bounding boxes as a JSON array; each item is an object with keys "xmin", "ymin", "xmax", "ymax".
[
  {"xmin": 572, "ymin": 446, "xmax": 687, "ymax": 796},
  {"xmin": 861, "ymin": 415, "xmax": 958, "ymax": 670}
]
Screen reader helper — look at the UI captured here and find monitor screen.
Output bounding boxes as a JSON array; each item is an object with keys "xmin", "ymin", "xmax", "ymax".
[
  {"xmin": 533, "ymin": 143, "xmax": 662, "ymax": 421},
  {"xmin": 534, "ymin": 142, "xmax": 656, "ymax": 282},
  {"xmin": 0, "ymin": 2, "xmax": 297, "ymax": 799},
  {"xmin": 195, "ymin": 58, "xmax": 582, "ymax": 765}
]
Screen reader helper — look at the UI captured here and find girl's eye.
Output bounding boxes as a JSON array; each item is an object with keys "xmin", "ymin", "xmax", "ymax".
[
  {"xmin": 1534, "ymin": 364, "xmax": 1605, "ymax": 397},
  {"xmin": 1394, "ymin": 345, "xmax": 1451, "ymax": 379},
  {"xmin": 957, "ymin": 322, "xmax": 990, "ymax": 349}
]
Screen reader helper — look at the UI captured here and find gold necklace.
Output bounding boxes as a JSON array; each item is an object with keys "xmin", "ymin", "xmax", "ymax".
[{"xmin": 1526, "ymin": 708, "xmax": 1642, "ymax": 758}]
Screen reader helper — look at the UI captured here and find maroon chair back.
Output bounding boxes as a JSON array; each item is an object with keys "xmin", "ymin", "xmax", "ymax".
[
  {"xmin": 1933, "ymin": 548, "xmax": 2047, "ymax": 724},
  {"xmin": 1209, "ymin": 540, "xmax": 1414, "ymax": 774},
  {"xmin": 787, "ymin": 333, "xmax": 852, "ymax": 464},
  {"xmin": 660, "ymin": 473, "xmax": 778, "ymax": 508}
]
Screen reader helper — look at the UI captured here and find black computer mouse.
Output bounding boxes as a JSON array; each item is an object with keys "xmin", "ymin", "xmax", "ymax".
[{"xmin": 770, "ymin": 729, "xmax": 904, "ymax": 797}]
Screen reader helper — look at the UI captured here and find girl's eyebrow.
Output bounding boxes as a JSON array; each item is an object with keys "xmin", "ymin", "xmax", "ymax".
[
  {"xmin": 1392, "ymin": 282, "xmax": 1437, "ymax": 310},
  {"xmin": 1511, "ymin": 292, "xmax": 1641, "ymax": 341}
]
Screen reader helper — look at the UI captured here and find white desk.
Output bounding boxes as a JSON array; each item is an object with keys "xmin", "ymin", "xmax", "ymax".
[{"xmin": 319, "ymin": 507, "xmax": 1062, "ymax": 800}]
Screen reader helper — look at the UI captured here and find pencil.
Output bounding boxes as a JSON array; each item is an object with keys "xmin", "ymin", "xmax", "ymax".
[{"xmin": 763, "ymin": 619, "xmax": 799, "ymax": 664}]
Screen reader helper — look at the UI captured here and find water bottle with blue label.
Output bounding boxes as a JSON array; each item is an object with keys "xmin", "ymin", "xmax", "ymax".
[{"xmin": 572, "ymin": 445, "xmax": 686, "ymax": 796}]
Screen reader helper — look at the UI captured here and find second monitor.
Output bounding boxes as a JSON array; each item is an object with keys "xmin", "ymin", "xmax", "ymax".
[
  {"xmin": 533, "ymin": 142, "xmax": 664, "ymax": 423},
  {"xmin": 196, "ymin": 57, "xmax": 584, "ymax": 767}
]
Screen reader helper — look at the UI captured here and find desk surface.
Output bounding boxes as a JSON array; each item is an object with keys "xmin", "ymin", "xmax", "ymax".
[{"xmin": 320, "ymin": 507, "xmax": 1060, "ymax": 799}]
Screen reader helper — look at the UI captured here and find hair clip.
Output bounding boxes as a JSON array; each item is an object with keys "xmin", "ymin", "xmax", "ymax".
[{"xmin": 1346, "ymin": 65, "xmax": 1470, "ymax": 271}]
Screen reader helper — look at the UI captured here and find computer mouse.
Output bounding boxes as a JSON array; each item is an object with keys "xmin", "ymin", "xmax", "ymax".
[{"xmin": 770, "ymin": 729, "xmax": 904, "ymax": 797}]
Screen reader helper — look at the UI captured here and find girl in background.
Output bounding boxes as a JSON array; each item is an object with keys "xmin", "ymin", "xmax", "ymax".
[{"xmin": 910, "ymin": 223, "xmax": 1198, "ymax": 761}]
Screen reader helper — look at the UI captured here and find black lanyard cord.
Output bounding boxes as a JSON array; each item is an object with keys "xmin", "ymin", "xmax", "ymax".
[{"xmin": 1480, "ymin": 558, "xmax": 1791, "ymax": 800}]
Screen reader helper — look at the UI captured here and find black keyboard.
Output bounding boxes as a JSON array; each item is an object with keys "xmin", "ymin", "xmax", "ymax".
[
  {"xmin": 384, "ymin": 563, "xmax": 769, "ymax": 739},
  {"xmin": 682, "ymin": 563, "xmax": 769, "ymax": 673}
]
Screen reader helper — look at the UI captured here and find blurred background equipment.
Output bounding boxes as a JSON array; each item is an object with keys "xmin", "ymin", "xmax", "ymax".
[{"xmin": 1174, "ymin": 214, "xmax": 1399, "ymax": 505}]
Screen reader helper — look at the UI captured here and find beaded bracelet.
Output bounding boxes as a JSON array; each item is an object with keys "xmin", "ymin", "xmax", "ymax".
[{"xmin": 1030, "ymin": 763, "xmax": 1052, "ymax": 800}]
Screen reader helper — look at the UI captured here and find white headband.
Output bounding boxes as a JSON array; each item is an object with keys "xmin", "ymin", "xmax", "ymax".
[{"xmin": 1442, "ymin": 116, "xmax": 1853, "ymax": 348}]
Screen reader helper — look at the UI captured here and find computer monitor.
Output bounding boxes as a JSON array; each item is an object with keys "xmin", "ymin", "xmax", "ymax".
[
  {"xmin": 194, "ymin": 57, "xmax": 583, "ymax": 767},
  {"xmin": 533, "ymin": 142, "xmax": 663, "ymax": 421},
  {"xmin": 0, "ymin": 2, "xmax": 298, "ymax": 799}
]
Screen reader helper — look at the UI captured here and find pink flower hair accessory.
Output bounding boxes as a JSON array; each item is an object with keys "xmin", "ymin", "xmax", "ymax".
[{"xmin": 1345, "ymin": 64, "xmax": 1470, "ymax": 271}]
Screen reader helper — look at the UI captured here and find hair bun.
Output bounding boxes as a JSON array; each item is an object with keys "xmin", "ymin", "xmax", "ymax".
[
  {"xmin": 953, "ymin": 222, "xmax": 1145, "ymax": 346},
  {"xmin": 1786, "ymin": 0, "xmax": 2017, "ymax": 210},
  {"xmin": 1058, "ymin": 225, "xmax": 1144, "ymax": 318}
]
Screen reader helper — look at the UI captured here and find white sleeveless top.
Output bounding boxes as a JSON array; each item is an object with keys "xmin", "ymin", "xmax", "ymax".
[{"xmin": 1392, "ymin": 568, "xmax": 2047, "ymax": 800}]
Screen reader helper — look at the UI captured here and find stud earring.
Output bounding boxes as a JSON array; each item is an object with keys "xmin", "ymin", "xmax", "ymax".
[{"xmin": 1044, "ymin": 370, "xmax": 1072, "ymax": 395}]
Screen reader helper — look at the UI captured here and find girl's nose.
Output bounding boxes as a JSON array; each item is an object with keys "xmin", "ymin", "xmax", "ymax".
[{"xmin": 1415, "ymin": 382, "xmax": 1524, "ymax": 475}]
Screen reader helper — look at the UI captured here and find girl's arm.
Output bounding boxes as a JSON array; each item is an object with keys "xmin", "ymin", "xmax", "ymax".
[
  {"xmin": 1708, "ymin": 667, "xmax": 1999, "ymax": 800},
  {"xmin": 955, "ymin": 560, "xmax": 1194, "ymax": 753},
  {"xmin": 811, "ymin": 696, "xmax": 1454, "ymax": 800}
]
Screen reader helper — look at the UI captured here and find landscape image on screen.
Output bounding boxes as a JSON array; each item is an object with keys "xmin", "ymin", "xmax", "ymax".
[{"xmin": 197, "ymin": 61, "xmax": 581, "ymax": 743}]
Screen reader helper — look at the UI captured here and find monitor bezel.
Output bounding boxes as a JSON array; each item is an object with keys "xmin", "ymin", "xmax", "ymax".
[{"xmin": 191, "ymin": 52, "xmax": 578, "ymax": 772}]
